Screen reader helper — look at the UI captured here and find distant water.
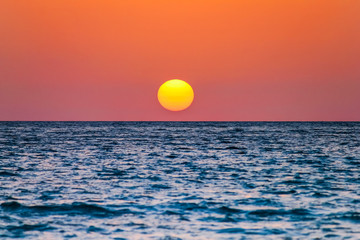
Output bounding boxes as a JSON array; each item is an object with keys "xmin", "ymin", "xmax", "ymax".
[{"xmin": 0, "ymin": 122, "xmax": 360, "ymax": 239}]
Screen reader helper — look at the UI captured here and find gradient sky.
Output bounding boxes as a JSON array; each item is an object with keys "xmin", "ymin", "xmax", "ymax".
[{"xmin": 1, "ymin": 0, "xmax": 359, "ymax": 121}]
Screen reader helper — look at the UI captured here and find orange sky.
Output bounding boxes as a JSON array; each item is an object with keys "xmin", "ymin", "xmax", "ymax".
[{"xmin": 1, "ymin": 0, "xmax": 359, "ymax": 121}]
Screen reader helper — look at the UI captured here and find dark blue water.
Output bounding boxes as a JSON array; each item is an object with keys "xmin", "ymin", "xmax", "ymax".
[{"xmin": 0, "ymin": 122, "xmax": 359, "ymax": 239}]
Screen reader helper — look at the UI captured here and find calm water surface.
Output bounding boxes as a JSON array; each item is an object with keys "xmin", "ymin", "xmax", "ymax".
[{"xmin": 0, "ymin": 122, "xmax": 359, "ymax": 239}]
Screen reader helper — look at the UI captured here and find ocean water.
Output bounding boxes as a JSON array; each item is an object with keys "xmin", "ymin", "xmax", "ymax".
[{"xmin": 0, "ymin": 122, "xmax": 359, "ymax": 240}]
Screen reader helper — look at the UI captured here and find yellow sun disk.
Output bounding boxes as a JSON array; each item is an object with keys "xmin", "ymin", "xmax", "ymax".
[{"xmin": 158, "ymin": 79, "xmax": 194, "ymax": 111}]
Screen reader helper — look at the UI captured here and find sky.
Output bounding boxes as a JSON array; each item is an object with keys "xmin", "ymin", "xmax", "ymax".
[{"xmin": 1, "ymin": 0, "xmax": 359, "ymax": 121}]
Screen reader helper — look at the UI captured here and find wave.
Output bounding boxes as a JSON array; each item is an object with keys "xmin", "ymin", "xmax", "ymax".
[{"xmin": 1, "ymin": 201, "xmax": 142, "ymax": 218}]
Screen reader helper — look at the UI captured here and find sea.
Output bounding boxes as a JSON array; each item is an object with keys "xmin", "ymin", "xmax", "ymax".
[{"xmin": 0, "ymin": 121, "xmax": 359, "ymax": 239}]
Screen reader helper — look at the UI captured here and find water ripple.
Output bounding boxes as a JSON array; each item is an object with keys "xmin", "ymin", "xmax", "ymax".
[{"xmin": 0, "ymin": 121, "xmax": 359, "ymax": 239}]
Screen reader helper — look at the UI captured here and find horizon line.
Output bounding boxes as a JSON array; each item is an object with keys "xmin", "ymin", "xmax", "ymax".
[{"xmin": 1, "ymin": 120, "xmax": 359, "ymax": 123}]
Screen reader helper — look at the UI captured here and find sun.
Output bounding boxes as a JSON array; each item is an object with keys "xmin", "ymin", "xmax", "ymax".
[{"xmin": 157, "ymin": 79, "xmax": 194, "ymax": 111}]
